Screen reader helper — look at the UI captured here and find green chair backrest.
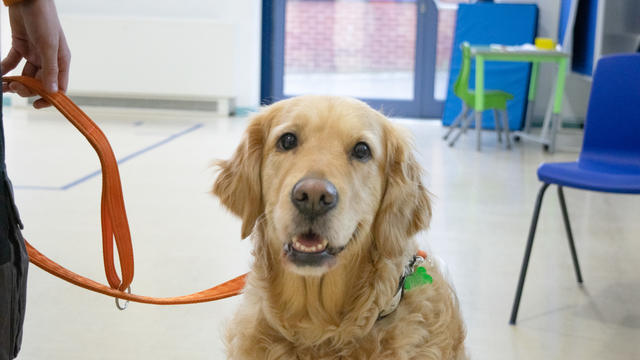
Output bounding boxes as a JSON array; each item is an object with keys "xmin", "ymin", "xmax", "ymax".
[{"xmin": 453, "ymin": 42, "xmax": 472, "ymax": 101}]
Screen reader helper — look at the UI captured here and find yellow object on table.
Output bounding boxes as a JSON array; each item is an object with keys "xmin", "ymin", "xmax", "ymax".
[{"xmin": 535, "ymin": 37, "xmax": 556, "ymax": 50}]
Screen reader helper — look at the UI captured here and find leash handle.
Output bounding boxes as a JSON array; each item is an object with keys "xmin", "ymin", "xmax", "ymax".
[
  {"xmin": 6, "ymin": 75, "xmax": 133, "ymax": 292},
  {"xmin": 5, "ymin": 76, "xmax": 246, "ymax": 304}
]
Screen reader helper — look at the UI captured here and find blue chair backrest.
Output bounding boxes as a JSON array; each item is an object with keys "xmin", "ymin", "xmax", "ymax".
[{"xmin": 579, "ymin": 54, "xmax": 640, "ymax": 172}]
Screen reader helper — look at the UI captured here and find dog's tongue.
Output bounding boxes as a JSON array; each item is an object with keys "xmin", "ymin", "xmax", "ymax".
[{"xmin": 298, "ymin": 233, "xmax": 321, "ymax": 247}]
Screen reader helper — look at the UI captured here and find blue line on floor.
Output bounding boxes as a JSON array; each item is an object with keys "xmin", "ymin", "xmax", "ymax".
[
  {"xmin": 59, "ymin": 169, "xmax": 102, "ymax": 190},
  {"xmin": 16, "ymin": 123, "xmax": 205, "ymax": 191},
  {"xmin": 13, "ymin": 185, "xmax": 62, "ymax": 191},
  {"xmin": 114, "ymin": 123, "xmax": 204, "ymax": 166}
]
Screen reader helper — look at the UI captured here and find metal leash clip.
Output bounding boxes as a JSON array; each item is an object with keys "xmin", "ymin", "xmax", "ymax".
[{"xmin": 115, "ymin": 286, "xmax": 131, "ymax": 310}]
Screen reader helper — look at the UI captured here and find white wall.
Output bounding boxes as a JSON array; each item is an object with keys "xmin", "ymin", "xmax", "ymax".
[{"xmin": 2, "ymin": 0, "xmax": 262, "ymax": 109}]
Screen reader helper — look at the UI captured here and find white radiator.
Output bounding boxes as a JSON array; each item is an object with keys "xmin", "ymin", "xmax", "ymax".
[{"xmin": 60, "ymin": 15, "xmax": 238, "ymax": 114}]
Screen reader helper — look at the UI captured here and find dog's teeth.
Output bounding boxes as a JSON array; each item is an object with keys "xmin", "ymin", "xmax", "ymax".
[{"xmin": 290, "ymin": 236, "xmax": 330, "ymax": 253}]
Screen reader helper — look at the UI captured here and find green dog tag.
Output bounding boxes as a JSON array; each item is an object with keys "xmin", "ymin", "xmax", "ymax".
[{"xmin": 404, "ymin": 266, "xmax": 433, "ymax": 290}]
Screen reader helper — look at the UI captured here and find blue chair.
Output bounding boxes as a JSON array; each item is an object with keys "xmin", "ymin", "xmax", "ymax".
[{"xmin": 509, "ymin": 53, "xmax": 640, "ymax": 325}]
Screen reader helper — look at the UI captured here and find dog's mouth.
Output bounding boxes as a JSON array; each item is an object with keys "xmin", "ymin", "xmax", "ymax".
[
  {"xmin": 283, "ymin": 231, "xmax": 345, "ymax": 268},
  {"xmin": 292, "ymin": 232, "xmax": 328, "ymax": 253}
]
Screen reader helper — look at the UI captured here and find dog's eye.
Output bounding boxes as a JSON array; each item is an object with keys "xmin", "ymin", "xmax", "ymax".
[
  {"xmin": 278, "ymin": 132, "xmax": 298, "ymax": 151},
  {"xmin": 351, "ymin": 142, "xmax": 371, "ymax": 161}
]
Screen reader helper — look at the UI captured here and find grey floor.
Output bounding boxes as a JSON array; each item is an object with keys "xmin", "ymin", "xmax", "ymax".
[{"xmin": 5, "ymin": 104, "xmax": 639, "ymax": 359}]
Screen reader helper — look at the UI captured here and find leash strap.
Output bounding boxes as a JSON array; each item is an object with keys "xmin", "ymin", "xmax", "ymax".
[{"xmin": 4, "ymin": 76, "xmax": 246, "ymax": 305}]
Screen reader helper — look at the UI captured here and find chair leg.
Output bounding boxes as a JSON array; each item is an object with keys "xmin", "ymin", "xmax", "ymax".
[
  {"xmin": 449, "ymin": 112, "xmax": 473, "ymax": 147},
  {"xmin": 462, "ymin": 112, "xmax": 471, "ymax": 134},
  {"xmin": 501, "ymin": 110, "xmax": 512, "ymax": 149},
  {"xmin": 510, "ymin": 182, "xmax": 550, "ymax": 325},
  {"xmin": 557, "ymin": 186, "xmax": 583, "ymax": 283},
  {"xmin": 444, "ymin": 104, "xmax": 468, "ymax": 141},
  {"xmin": 475, "ymin": 111, "xmax": 482, "ymax": 151},
  {"xmin": 493, "ymin": 109, "xmax": 502, "ymax": 143}
]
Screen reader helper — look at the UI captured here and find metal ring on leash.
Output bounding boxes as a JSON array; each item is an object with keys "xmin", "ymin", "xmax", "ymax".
[{"xmin": 115, "ymin": 286, "xmax": 131, "ymax": 311}]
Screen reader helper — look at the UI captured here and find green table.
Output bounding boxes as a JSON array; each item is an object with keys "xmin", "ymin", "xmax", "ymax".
[{"xmin": 470, "ymin": 46, "xmax": 569, "ymax": 152}]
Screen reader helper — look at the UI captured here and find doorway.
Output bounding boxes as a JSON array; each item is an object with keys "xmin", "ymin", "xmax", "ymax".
[{"xmin": 261, "ymin": 0, "xmax": 449, "ymax": 118}]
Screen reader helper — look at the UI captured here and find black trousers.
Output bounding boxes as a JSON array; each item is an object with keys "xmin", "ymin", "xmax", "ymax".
[{"xmin": 0, "ymin": 77, "xmax": 28, "ymax": 360}]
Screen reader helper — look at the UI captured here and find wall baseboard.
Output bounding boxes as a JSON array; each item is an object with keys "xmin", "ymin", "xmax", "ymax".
[
  {"xmin": 529, "ymin": 115, "xmax": 584, "ymax": 129},
  {"xmin": 68, "ymin": 96, "xmax": 234, "ymax": 116}
]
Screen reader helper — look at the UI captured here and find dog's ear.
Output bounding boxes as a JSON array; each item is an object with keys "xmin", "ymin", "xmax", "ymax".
[
  {"xmin": 374, "ymin": 122, "xmax": 432, "ymax": 257},
  {"xmin": 213, "ymin": 107, "xmax": 276, "ymax": 239}
]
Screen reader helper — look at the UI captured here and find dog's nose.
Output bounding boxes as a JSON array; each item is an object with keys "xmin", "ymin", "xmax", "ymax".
[{"xmin": 291, "ymin": 178, "xmax": 338, "ymax": 218}]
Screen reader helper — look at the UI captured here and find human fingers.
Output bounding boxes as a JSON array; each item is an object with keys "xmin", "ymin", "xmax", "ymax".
[
  {"xmin": 8, "ymin": 82, "xmax": 33, "ymax": 97},
  {"xmin": 11, "ymin": 61, "xmax": 39, "ymax": 97},
  {"xmin": 38, "ymin": 37, "xmax": 60, "ymax": 93},
  {"xmin": 21, "ymin": 60, "xmax": 38, "ymax": 78},
  {"xmin": 30, "ymin": 67, "xmax": 53, "ymax": 108},
  {"xmin": 1, "ymin": 48, "xmax": 24, "ymax": 76},
  {"xmin": 57, "ymin": 34, "xmax": 71, "ymax": 93},
  {"xmin": 33, "ymin": 98, "xmax": 51, "ymax": 109},
  {"xmin": 7, "ymin": 82, "xmax": 52, "ymax": 109}
]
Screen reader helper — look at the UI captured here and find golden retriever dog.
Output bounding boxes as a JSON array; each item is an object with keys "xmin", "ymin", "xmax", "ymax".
[{"xmin": 213, "ymin": 96, "xmax": 466, "ymax": 359}]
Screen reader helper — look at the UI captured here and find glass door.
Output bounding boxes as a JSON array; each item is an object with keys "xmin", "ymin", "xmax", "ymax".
[
  {"xmin": 434, "ymin": 0, "xmax": 468, "ymax": 101},
  {"xmin": 262, "ymin": 0, "xmax": 443, "ymax": 118}
]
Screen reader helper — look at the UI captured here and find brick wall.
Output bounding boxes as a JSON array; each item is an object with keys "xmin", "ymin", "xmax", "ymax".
[
  {"xmin": 436, "ymin": 8, "xmax": 457, "ymax": 70},
  {"xmin": 285, "ymin": 0, "xmax": 461, "ymax": 73},
  {"xmin": 285, "ymin": 0, "xmax": 417, "ymax": 73}
]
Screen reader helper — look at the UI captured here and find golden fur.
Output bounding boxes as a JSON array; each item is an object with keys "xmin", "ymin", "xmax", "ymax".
[{"xmin": 214, "ymin": 96, "xmax": 467, "ymax": 359}]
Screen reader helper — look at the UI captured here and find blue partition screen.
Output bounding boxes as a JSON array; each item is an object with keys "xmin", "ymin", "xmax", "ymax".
[
  {"xmin": 572, "ymin": 0, "xmax": 598, "ymax": 76},
  {"xmin": 442, "ymin": 3, "xmax": 538, "ymax": 130},
  {"xmin": 559, "ymin": 0, "xmax": 574, "ymax": 45}
]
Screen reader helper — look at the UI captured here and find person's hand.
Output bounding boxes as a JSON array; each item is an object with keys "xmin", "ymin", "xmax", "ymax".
[{"xmin": 1, "ymin": 0, "xmax": 70, "ymax": 109}]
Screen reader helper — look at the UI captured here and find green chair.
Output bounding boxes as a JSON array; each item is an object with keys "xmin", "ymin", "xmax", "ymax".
[{"xmin": 443, "ymin": 42, "xmax": 514, "ymax": 149}]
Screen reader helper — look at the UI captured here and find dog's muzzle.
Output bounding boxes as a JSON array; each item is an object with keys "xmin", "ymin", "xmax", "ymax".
[{"xmin": 284, "ymin": 177, "xmax": 343, "ymax": 268}]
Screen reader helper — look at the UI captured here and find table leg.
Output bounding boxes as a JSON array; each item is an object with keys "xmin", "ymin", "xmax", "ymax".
[
  {"xmin": 549, "ymin": 113, "xmax": 561, "ymax": 153},
  {"xmin": 524, "ymin": 100, "xmax": 535, "ymax": 133},
  {"xmin": 502, "ymin": 110, "xmax": 512, "ymax": 149},
  {"xmin": 549, "ymin": 57, "xmax": 568, "ymax": 153},
  {"xmin": 475, "ymin": 111, "xmax": 482, "ymax": 151},
  {"xmin": 524, "ymin": 62, "xmax": 539, "ymax": 133},
  {"xmin": 493, "ymin": 109, "xmax": 502, "ymax": 143},
  {"xmin": 474, "ymin": 56, "xmax": 485, "ymax": 151}
]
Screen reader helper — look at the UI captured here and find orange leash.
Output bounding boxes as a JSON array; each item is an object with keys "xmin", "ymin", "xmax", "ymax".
[{"xmin": 5, "ymin": 76, "xmax": 246, "ymax": 305}]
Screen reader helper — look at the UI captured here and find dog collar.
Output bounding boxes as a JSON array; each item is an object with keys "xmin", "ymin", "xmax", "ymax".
[{"xmin": 378, "ymin": 253, "xmax": 433, "ymax": 319}]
